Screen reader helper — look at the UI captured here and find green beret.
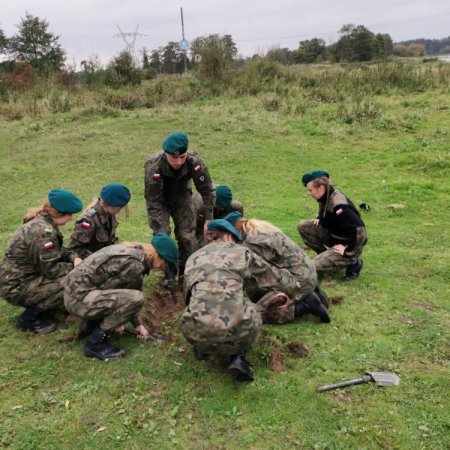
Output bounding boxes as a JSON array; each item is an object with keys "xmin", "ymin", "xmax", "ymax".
[
  {"xmin": 207, "ymin": 219, "xmax": 243, "ymax": 241},
  {"xmin": 223, "ymin": 211, "xmax": 242, "ymax": 226},
  {"xmin": 151, "ymin": 232, "xmax": 179, "ymax": 264},
  {"xmin": 162, "ymin": 131, "xmax": 188, "ymax": 156},
  {"xmin": 215, "ymin": 185, "xmax": 233, "ymax": 208},
  {"xmin": 48, "ymin": 189, "xmax": 83, "ymax": 214},
  {"xmin": 100, "ymin": 183, "xmax": 131, "ymax": 207},
  {"xmin": 301, "ymin": 170, "xmax": 329, "ymax": 186}
]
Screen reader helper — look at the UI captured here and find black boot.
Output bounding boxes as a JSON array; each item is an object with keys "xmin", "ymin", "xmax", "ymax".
[
  {"xmin": 342, "ymin": 258, "xmax": 363, "ymax": 282},
  {"xmin": 295, "ymin": 293, "xmax": 331, "ymax": 323},
  {"xmin": 78, "ymin": 319, "xmax": 101, "ymax": 338},
  {"xmin": 83, "ymin": 326, "xmax": 125, "ymax": 360},
  {"xmin": 314, "ymin": 285, "xmax": 329, "ymax": 309},
  {"xmin": 192, "ymin": 347, "xmax": 208, "ymax": 361},
  {"xmin": 228, "ymin": 354, "xmax": 255, "ymax": 382},
  {"xmin": 16, "ymin": 306, "xmax": 57, "ymax": 334}
]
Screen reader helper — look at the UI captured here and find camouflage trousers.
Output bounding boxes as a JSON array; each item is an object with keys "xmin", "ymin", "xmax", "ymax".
[
  {"xmin": 0, "ymin": 274, "xmax": 67, "ymax": 311},
  {"xmin": 64, "ymin": 289, "xmax": 145, "ymax": 332},
  {"xmin": 297, "ymin": 220, "xmax": 365, "ymax": 273},
  {"xmin": 181, "ymin": 301, "xmax": 262, "ymax": 355}
]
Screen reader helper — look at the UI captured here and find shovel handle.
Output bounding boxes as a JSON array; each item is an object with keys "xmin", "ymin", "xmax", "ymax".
[{"xmin": 317, "ymin": 375, "xmax": 371, "ymax": 392}]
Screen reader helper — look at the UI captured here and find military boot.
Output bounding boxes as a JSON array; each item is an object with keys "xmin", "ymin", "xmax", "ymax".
[
  {"xmin": 228, "ymin": 354, "xmax": 255, "ymax": 382},
  {"xmin": 314, "ymin": 285, "xmax": 329, "ymax": 309},
  {"xmin": 83, "ymin": 326, "xmax": 125, "ymax": 360},
  {"xmin": 78, "ymin": 319, "xmax": 101, "ymax": 338},
  {"xmin": 192, "ymin": 347, "xmax": 208, "ymax": 361},
  {"xmin": 295, "ymin": 293, "xmax": 331, "ymax": 323},
  {"xmin": 342, "ymin": 258, "xmax": 363, "ymax": 282},
  {"xmin": 16, "ymin": 306, "xmax": 57, "ymax": 334}
]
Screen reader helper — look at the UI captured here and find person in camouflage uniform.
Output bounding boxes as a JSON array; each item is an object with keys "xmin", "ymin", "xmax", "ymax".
[
  {"xmin": 193, "ymin": 185, "xmax": 244, "ymax": 247},
  {"xmin": 144, "ymin": 131, "xmax": 215, "ymax": 280},
  {"xmin": 182, "ymin": 219, "xmax": 296, "ymax": 382},
  {"xmin": 297, "ymin": 170, "xmax": 367, "ymax": 281},
  {"xmin": 69, "ymin": 183, "xmax": 131, "ymax": 258},
  {"xmin": 64, "ymin": 233, "xmax": 179, "ymax": 360},
  {"xmin": 224, "ymin": 212, "xmax": 330, "ymax": 324},
  {"xmin": 0, "ymin": 189, "xmax": 83, "ymax": 334}
]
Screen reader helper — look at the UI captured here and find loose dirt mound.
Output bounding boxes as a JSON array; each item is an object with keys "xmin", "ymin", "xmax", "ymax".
[
  {"xmin": 331, "ymin": 295, "xmax": 345, "ymax": 305},
  {"xmin": 141, "ymin": 290, "xmax": 184, "ymax": 332},
  {"xmin": 287, "ymin": 342, "xmax": 309, "ymax": 357},
  {"xmin": 268, "ymin": 347, "xmax": 285, "ymax": 372}
]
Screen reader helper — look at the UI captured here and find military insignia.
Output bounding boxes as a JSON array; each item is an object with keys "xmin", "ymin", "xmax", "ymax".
[
  {"xmin": 81, "ymin": 221, "xmax": 91, "ymax": 229},
  {"xmin": 336, "ymin": 208, "xmax": 344, "ymax": 215},
  {"xmin": 87, "ymin": 208, "xmax": 96, "ymax": 217},
  {"xmin": 153, "ymin": 173, "xmax": 161, "ymax": 179},
  {"xmin": 199, "ymin": 176, "xmax": 205, "ymax": 182},
  {"xmin": 194, "ymin": 165, "xmax": 201, "ymax": 172},
  {"xmin": 44, "ymin": 241, "xmax": 54, "ymax": 249},
  {"xmin": 44, "ymin": 228, "xmax": 53, "ymax": 235}
]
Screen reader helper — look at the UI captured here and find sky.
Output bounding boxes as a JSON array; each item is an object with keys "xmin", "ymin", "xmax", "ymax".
[{"xmin": 2, "ymin": 0, "xmax": 449, "ymax": 68}]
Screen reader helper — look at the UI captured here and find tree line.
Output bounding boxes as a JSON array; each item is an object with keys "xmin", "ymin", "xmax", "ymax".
[{"xmin": 1, "ymin": 12, "xmax": 449, "ymax": 91}]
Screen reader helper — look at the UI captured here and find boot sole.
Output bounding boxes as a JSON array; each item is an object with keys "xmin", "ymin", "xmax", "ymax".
[{"xmin": 83, "ymin": 349, "xmax": 125, "ymax": 360}]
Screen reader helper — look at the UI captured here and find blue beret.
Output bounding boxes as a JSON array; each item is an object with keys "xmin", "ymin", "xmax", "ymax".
[
  {"xmin": 207, "ymin": 219, "xmax": 243, "ymax": 241},
  {"xmin": 301, "ymin": 170, "xmax": 329, "ymax": 186},
  {"xmin": 223, "ymin": 211, "xmax": 243, "ymax": 226},
  {"xmin": 48, "ymin": 189, "xmax": 83, "ymax": 214},
  {"xmin": 151, "ymin": 232, "xmax": 179, "ymax": 264},
  {"xmin": 100, "ymin": 183, "xmax": 131, "ymax": 207},
  {"xmin": 215, "ymin": 185, "xmax": 233, "ymax": 208},
  {"xmin": 162, "ymin": 131, "xmax": 188, "ymax": 155}
]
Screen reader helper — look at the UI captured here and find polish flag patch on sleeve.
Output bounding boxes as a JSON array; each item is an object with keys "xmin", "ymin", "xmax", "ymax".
[
  {"xmin": 194, "ymin": 165, "xmax": 202, "ymax": 172},
  {"xmin": 81, "ymin": 221, "xmax": 91, "ymax": 229},
  {"xmin": 336, "ymin": 208, "xmax": 344, "ymax": 215},
  {"xmin": 44, "ymin": 241, "xmax": 54, "ymax": 249},
  {"xmin": 153, "ymin": 173, "xmax": 161, "ymax": 179}
]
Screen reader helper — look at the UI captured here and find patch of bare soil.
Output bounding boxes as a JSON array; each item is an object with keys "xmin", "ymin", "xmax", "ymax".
[
  {"xmin": 331, "ymin": 295, "xmax": 345, "ymax": 305},
  {"xmin": 141, "ymin": 290, "xmax": 184, "ymax": 332},
  {"xmin": 411, "ymin": 301, "xmax": 438, "ymax": 312},
  {"xmin": 268, "ymin": 347, "xmax": 285, "ymax": 373},
  {"xmin": 331, "ymin": 391, "xmax": 356, "ymax": 403},
  {"xmin": 287, "ymin": 342, "xmax": 309, "ymax": 357}
]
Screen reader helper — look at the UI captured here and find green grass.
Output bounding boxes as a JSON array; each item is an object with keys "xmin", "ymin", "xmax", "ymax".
[{"xmin": 0, "ymin": 84, "xmax": 449, "ymax": 449}]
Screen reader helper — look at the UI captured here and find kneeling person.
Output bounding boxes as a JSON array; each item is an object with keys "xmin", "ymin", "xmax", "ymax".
[{"xmin": 64, "ymin": 234, "xmax": 178, "ymax": 360}]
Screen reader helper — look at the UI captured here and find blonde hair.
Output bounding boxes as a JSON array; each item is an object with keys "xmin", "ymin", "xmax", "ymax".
[
  {"xmin": 241, "ymin": 219, "xmax": 282, "ymax": 236},
  {"xmin": 79, "ymin": 197, "xmax": 130, "ymax": 220},
  {"xmin": 121, "ymin": 241, "xmax": 165, "ymax": 269},
  {"xmin": 23, "ymin": 202, "xmax": 64, "ymax": 224}
]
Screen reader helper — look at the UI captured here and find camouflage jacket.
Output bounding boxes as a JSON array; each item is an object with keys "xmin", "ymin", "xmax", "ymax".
[
  {"xmin": 318, "ymin": 187, "xmax": 367, "ymax": 252},
  {"xmin": 144, "ymin": 150, "xmax": 215, "ymax": 232},
  {"xmin": 68, "ymin": 201, "xmax": 118, "ymax": 258},
  {"xmin": 243, "ymin": 230, "xmax": 317, "ymax": 295},
  {"xmin": 183, "ymin": 241, "xmax": 295, "ymax": 330},
  {"xmin": 64, "ymin": 245, "xmax": 150, "ymax": 326},
  {"xmin": 0, "ymin": 214, "xmax": 74, "ymax": 296},
  {"xmin": 193, "ymin": 190, "xmax": 244, "ymax": 223}
]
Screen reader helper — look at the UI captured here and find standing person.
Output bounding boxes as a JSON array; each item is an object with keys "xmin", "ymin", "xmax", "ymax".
[
  {"xmin": 0, "ymin": 189, "xmax": 83, "ymax": 334},
  {"xmin": 144, "ymin": 131, "xmax": 215, "ymax": 282},
  {"xmin": 193, "ymin": 184, "xmax": 244, "ymax": 247},
  {"xmin": 182, "ymin": 219, "xmax": 296, "ymax": 382},
  {"xmin": 64, "ymin": 234, "xmax": 179, "ymax": 360},
  {"xmin": 224, "ymin": 212, "xmax": 330, "ymax": 324},
  {"xmin": 297, "ymin": 170, "xmax": 367, "ymax": 281},
  {"xmin": 69, "ymin": 183, "xmax": 131, "ymax": 258}
]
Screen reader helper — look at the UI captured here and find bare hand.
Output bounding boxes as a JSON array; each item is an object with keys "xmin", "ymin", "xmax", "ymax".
[
  {"xmin": 313, "ymin": 219, "xmax": 320, "ymax": 226},
  {"xmin": 135, "ymin": 325, "xmax": 150, "ymax": 340},
  {"xmin": 332, "ymin": 244, "xmax": 347, "ymax": 256},
  {"xmin": 203, "ymin": 220, "xmax": 211, "ymax": 237},
  {"xmin": 74, "ymin": 257, "xmax": 82, "ymax": 267}
]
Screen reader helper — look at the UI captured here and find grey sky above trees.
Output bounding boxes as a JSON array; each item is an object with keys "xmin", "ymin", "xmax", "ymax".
[{"xmin": 2, "ymin": 0, "xmax": 449, "ymax": 67}]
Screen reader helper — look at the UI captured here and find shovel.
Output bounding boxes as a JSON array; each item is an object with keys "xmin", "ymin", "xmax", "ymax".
[{"xmin": 317, "ymin": 371, "xmax": 400, "ymax": 392}]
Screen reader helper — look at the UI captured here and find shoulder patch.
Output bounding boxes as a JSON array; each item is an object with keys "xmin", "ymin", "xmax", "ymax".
[
  {"xmin": 44, "ymin": 228, "xmax": 53, "ymax": 235},
  {"xmin": 336, "ymin": 208, "xmax": 344, "ymax": 215},
  {"xmin": 153, "ymin": 173, "xmax": 161, "ymax": 179},
  {"xmin": 81, "ymin": 220, "xmax": 91, "ymax": 229},
  {"xmin": 194, "ymin": 165, "xmax": 202, "ymax": 172},
  {"xmin": 87, "ymin": 208, "xmax": 96, "ymax": 217},
  {"xmin": 44, "ymin": 241, "xmax": 54, "ymax": 249}
]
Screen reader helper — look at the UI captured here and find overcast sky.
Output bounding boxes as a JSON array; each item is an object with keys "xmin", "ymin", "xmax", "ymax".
[{"xmin": 2, "ymin": 0, "xmax": 449, "ymax": 67}]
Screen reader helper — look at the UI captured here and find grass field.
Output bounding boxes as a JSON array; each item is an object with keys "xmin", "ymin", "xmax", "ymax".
[{"xmin": 0, "ymin": 75, "xmax": 449, "ymax": 449}]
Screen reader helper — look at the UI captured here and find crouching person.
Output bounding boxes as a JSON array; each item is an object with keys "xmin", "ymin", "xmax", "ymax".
[
  {"xmin": 0, "ymin": 189, "xmax": 83, "ymax": 334},
  {"xmin": 64, "ymin": 234, "xmax": 179, "ymax": 360}
]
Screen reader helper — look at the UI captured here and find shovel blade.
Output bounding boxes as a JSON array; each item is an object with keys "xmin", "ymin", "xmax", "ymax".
[{"xmin": 366, "ymin": 371, "xmax": 400, "ymax": 387}]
